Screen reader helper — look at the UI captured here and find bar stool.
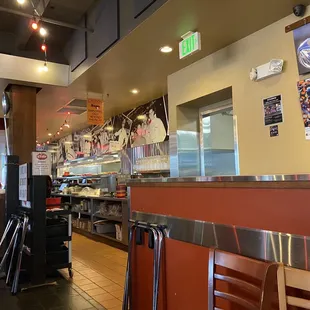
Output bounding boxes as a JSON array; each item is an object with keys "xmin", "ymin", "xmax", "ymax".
[
  {"xmin": 277, "ymin": 263, "xmax": 310, "ymax": 309},
  {"xmin": 208, "ymin": 249, "xmax": 278, "ymax": 310}
]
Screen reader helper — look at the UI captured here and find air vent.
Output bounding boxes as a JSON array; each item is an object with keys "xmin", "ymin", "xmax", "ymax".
[{"xmin": 57, "ymin": 98, "xmax": 87, "ymax": 115}]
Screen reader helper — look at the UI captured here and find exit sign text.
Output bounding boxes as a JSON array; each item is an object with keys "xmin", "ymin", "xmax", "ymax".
[{"xmin": 179, "ymin": 32, "xmax": 201, "ymax": 59}]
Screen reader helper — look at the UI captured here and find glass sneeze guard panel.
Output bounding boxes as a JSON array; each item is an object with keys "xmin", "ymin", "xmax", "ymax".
[{"xmin": 56, "ymin": 153, "xmax": 121, "ymax": 177}]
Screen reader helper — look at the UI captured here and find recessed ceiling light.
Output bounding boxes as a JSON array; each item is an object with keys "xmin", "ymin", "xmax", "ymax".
[
  {"xmin": 48, "ymin": 133, "xmax": 52, "ymax": 136},
  {"xmin": 17, "ymin": 0, "xmax": 25, "ymax": 4},
  {"xmin": 131, "ymin": 89, "xmax": 139, "ymax": 94},
  {"xmin": 160, "ymin": 46, "xmax": 173, "ymax": 53}
]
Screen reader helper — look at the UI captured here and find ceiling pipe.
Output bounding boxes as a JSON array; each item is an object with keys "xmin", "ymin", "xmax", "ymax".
[{"xmin": 0, "ymin": 6, "xmax": 94, "ymax": 33}]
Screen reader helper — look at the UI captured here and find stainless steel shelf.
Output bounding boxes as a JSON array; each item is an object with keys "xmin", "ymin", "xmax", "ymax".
[
  {"xmin": 92, "ymin": 231, "xmax": 123, "ymax": 243},
  {"xmin": 93, "ymin": 214, "xmax": 122, "ymax": 223},
  {"xmin": 72, "ymin": 210, "xmax": 91, "ymax": 216},
  {"xmin": 52, "ymin": 194, "xmax": 127, "ymax": 202}
]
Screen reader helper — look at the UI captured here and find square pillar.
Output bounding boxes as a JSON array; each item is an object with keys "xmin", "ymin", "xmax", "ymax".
[{"xmin": 7, "ymin": 85, "xmax": 37, "ymax": 164}]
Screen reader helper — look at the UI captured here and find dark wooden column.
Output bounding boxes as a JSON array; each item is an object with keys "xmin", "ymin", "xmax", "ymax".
[{"xmin": 7, "ymin": 85, "xmax": 37, "ymax": 164}]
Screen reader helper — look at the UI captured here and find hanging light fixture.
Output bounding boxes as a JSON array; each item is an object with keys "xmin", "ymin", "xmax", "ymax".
[
  {"xmin": 31, "ymin": 20, "xmax": 38, "ymax": 30},
  {"xmin": 41, "ymin": 43, "xmax": 47, "ymax": 52},
  {"xmin": 39, "ymin": 27, "xmax": 47, "ymax": 37},
  {"xmin": 64, "ymin": 120, "xmax": 70, "ymax": 128}
]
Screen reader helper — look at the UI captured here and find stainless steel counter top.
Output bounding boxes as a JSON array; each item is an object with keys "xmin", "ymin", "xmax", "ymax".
[{"xmin": 128, "ymin": 174, "xmax": 310, "ymax": 184}]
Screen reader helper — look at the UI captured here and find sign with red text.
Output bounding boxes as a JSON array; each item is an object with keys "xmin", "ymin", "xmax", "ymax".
[
  {"xmin": 87, "ymin": 98, "xmax": 104, "ymax": 125},
  {"xmin": 32, "ymin": 152, "xmax": 51, "ymax": 176}
]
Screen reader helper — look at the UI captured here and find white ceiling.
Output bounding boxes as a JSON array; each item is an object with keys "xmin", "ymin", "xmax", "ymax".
[{"xmin": 8, "ymin": 0, "xmax": 309, "ymax": 142}]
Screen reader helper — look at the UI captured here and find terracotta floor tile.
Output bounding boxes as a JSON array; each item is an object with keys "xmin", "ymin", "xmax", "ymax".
[
  {"xmin": 86, "ymin": 273, "xmax": 103, "ymax": 280},
  {"xmin": 85, "ymin": 287, "xmax": 107, "ymax": 297},
  {"xmin": 93, "ymin": 293, "xmax": 115, "ymax": 303},
  {"xmin": 103, "ymin": 284, "xmax": 122, "ymax": 293},
  {"xmin": 110, "ymin": 289, "xmax": 124, "ymax": 300},
  {"xmin": 79, "ymin": 283, "xmax": 99, "ymax": 291},
  {"xmin": 73, "ymin": 278, "xmax": 93, "ymax": 286},
  {"xmin": 71, "ymin": 232, "xmax": 126, "ymax": 307},
  {"xmin": 109, "ymin": 305, "xmax": 123, "ymax": 310},
  {"xmin": 97, "ymin": 280, "xmax": 115, "ymax": 288},
  {"xmin": 100, "ymin": 298, "xmax": 122, "ymax": 309},
  {"xmin": 89, "ymin": 275, "xmax": 109, "ymax": 282},
  {"xmin": 72, "ymin": 274, "xmax": 87, "ymax": 280}
]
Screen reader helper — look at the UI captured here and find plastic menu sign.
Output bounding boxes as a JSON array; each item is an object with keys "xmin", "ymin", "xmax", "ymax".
[
  {"xmin": 87, "ymin": 98, "xmax": 104, "ymax": 125},
  {"xmin": 32, "ymin": 152, "xmax": 51, "ymax": 176}
]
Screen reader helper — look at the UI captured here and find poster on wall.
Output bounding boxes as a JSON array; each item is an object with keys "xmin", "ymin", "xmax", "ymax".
[
  {"xmin": 55, "ymin": 95, "xmax": 169, "ymax": 164},
  {"xmin": 297, "ymin": 79, "xmax": 310, "ymax": 140},
  {"xmin": 294, "ymin": 23, "xmax": 310, "ymax": 75},
  {"xmin": 269, "ymin": 125, "xmax": 279, "ymax": 137},
  {"xmin": 87, "ymin": 98, "xmax": 104, "ymax": 125},
  {"xmin": 262, "ymin": 95, "xmax": 283, "ymax": 126},
  {"xmin": 128, "ymin": 97, "xmax": 168, "ymax": 147}
]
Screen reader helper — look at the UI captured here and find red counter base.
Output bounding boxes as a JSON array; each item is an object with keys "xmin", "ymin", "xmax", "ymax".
[{"xmin": 130, "ymin": 184, "xmax": 310, "ymax": 309}]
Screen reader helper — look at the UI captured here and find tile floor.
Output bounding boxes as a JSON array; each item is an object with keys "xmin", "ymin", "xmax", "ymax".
[
  {"xmin": 0, "ymin": 233, "xmax": 127, "ymax": 310},
  {"xmin": 68, "ymin": 233, "xmax": 127, "ymax": 309}
]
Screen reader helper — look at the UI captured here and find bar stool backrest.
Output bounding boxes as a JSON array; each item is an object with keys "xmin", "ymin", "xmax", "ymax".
[
  {"xmin": 208, "ymin": 249, "xmax": 278, "ymax": 310},
  {"xmin": 277, "ymin": 264, "xmax": 310, "ymax": 310}
]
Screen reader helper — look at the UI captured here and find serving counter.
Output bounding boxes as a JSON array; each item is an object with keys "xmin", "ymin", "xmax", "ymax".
[{"xmin": 128, "ymin": 175, "xmax": 310, "ymax": 310}]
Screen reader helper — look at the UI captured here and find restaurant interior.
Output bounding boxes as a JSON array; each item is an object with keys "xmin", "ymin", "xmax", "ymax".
[{"xmin": 0, "ymin": 0, "xmax": 310, "ymax": 309}]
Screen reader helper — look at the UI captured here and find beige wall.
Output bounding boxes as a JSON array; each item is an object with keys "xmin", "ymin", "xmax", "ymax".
[{"xmin": 168, "ymin": 9, "xmax": 310, "ymax": 176}]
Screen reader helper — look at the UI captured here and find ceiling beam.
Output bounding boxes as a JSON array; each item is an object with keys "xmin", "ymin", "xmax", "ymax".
[{"xmin": 34, "ymin": 0, "xmax": 50, "ymax": 16}]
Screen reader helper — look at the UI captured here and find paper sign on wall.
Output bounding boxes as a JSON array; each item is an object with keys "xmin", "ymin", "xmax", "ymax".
[
  {"xmin": 87, "ymin": 98, "xmax": 104, "ymax": 125},
  {"xmin": 262, "ymin": 95, "xmax": 283, "ymax": 126},
  {"xmin": 19, "ymin": 163, "xmax": 28, "ymax": 201},
  {"xmin": 32, "ymin": 152, "xmax": 51, "ymax": 176}
]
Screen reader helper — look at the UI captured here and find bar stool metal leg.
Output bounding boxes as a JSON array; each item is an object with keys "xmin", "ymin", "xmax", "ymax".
[
  {"xmin": 148, "ymin": 227, "xmax": 159, "ymax": 310},
  {"xmin": 12, "ymin": 215, "xmax": 29, "ymax": 295},
  {"xmin": 154, "ymin": 228, "xmax": 164, "ymax": 309},
  {"xmin": 123, "ymin": 223, "xmax": 165, "ymax": 310},
  {"xmin": 0, "ymin": 218, "xmax": 15, "ymax": 249},
  {"xmin": 0, "ymin": 220, "xmax": 21, "ymax": 272},
  {"xmin": 6, "ymin": 229, "xmax": 20, "ymax": 285},
  {"xmin": 123, "ymin": 224, "xmax": 136, "ymax": 310}
]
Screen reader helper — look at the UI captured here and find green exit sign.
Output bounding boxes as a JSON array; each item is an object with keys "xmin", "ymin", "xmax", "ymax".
[{"xmin": 179, "ymin": 31, "xmax": 201, "ymax": 59}]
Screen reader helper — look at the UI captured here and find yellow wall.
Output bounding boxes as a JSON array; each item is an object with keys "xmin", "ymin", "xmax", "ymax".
[{"xmin": 168, "ymin": 9, "xmax": 310, "ymax": 176}]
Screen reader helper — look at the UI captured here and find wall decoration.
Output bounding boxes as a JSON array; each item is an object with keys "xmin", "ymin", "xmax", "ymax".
[
  {"xmin": 262, "ymin": 95, "xmax": 283, "ymax": 126},
  {"xmin": 55, "ymin": 95, "xmax": 168, "ymax": 164},
  {"xmin": 297, "ymin": 79, "xmax": 310, "ymax": 140},
  {"xmin": 269, "ymin": 125, "xmax": 279, "ymax": 137},
  {"xmin": 294, "ymin": 23, "xmax": 310, "ymax": 75}
]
